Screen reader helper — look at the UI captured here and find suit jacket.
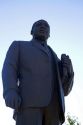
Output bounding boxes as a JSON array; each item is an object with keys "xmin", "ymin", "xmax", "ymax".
[{"xmin": 2, "ymin": 39, "xmax": 74, "ymax": 123}]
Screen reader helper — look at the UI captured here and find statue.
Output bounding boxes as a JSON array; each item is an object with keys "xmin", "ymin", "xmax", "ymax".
[{"xmin": 2, "ymin": 19, "xmax": 74, "ymax": 125}]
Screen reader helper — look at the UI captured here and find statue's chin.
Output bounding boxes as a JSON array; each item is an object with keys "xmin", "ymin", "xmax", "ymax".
[{"xmin": 34, "ymin": 35, "xmax": 47, "ymax": 41}]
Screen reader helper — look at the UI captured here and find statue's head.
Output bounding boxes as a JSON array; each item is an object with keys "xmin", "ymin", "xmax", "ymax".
[{"xmin": 31, "ymin": 19, "xmax": 50, "ymax": 41}]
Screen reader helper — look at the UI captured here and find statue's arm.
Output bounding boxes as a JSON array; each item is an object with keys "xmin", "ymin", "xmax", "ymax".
[
  {"xmin": 58, "ymin": 56, "xmax": 74, "ymax": 96},
  {"xmin": 2, "ymin": 41, "xmax": 21, "ymax": 109}
]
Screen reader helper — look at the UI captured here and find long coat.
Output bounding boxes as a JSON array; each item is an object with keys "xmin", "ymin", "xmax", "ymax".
[{"xmin": 2, "ymin": 39, "xmax": 74, "ymax": 123}]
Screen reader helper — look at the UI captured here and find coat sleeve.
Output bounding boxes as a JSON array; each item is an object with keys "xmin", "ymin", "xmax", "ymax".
[
  {"xmin": 58, "ymin": 59, "xmax": 74, "ymax": 96},
  {"xmin": 2, "ymin": 41, "xmax": 20, "ymax": 98}
]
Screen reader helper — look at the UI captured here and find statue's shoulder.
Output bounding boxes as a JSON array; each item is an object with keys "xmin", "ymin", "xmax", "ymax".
[
  {"xmin": 48, "ymin": 45, "xmax": 57, "ymax": 57},
  {"xmin": 11, "ymin": 40, "xmax": 31, "ymax": 47},
  {"xmin": 48, "ymin": 45, "xmax": 60, "ymax": 63},
  {"xmin": 14, "ymin": 40, "xmax": 30, "ymax": 44}
]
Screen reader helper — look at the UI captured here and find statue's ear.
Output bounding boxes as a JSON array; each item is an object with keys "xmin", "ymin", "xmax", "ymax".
[
  {"xmin": 48, "ymin": 34, "xmax": 50, "ymax": 37},
  {"xmin": 31, "ymin": 26, "xmax": 34, "ymax": 35},
  {"xmin": 31, "ymin": 29, "xmax": 33, "ymax": 35},
  {"xmin": 31, "ymin": 23, "xmax": 35, "ymax": 35}
]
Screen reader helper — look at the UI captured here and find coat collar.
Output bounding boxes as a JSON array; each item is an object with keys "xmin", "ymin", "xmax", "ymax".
[{"xmin": 31, "ymin": 38, "xmax": 49, "ymax": 54}]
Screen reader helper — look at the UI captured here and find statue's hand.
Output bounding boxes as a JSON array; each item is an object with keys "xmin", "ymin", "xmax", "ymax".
[
  {"xmin": 61, "ymin": 54, "xmax": 72, "ymax": 77},
  {"xmin": 4, "ymin": 90, "xmax": 21, "ymax": 109},
  {"xmin": 61, "ymin": 54, "xmax": 74, "ymax": 96}
]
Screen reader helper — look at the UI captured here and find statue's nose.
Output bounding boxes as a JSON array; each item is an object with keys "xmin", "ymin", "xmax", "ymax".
[{"xmin": 40, "ymin": 24, "xmax": 46, "ymax": 29}]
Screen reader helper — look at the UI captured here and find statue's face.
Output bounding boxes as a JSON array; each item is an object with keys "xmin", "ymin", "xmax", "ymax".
[{"xmin": 31, "ymin": 20, "xmax": 50, "ymax": 41}]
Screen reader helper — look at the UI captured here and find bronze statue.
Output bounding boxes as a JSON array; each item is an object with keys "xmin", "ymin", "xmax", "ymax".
[{"xmin": 2, "ymin": 19, "xmax": 74, "ymax": 125}]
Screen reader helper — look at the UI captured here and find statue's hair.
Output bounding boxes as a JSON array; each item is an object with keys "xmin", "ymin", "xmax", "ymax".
[{"xmin": 31, "ymin": 19, "xmax": 50, "ymax": 35}]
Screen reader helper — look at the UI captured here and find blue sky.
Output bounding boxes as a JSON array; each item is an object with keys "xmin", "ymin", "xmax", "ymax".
[{"xmin": 0, "ymin": 1, "xmax": 83, "ymax": 125}]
